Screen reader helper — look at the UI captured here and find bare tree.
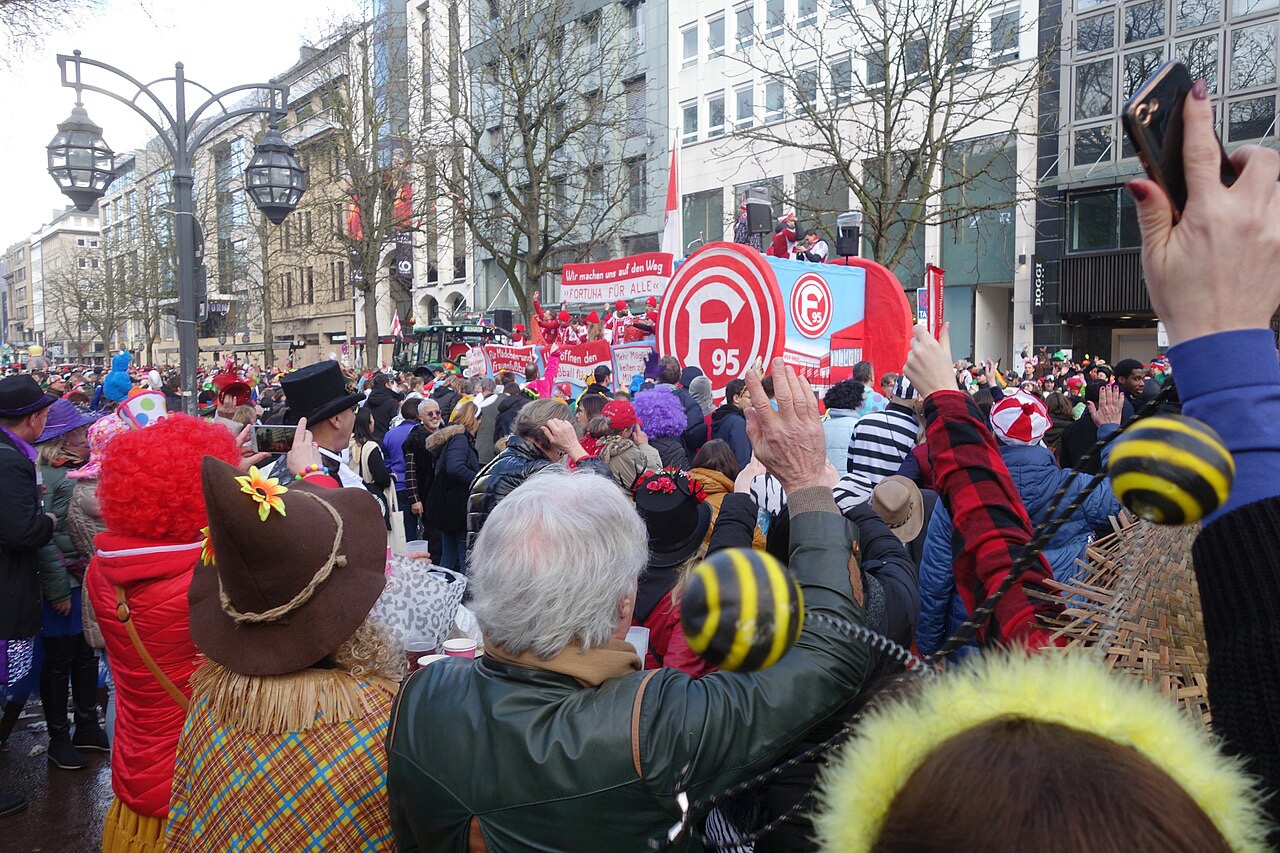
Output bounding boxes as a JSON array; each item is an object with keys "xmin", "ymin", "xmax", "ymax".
[
  {"xmin": 110, "ymin": 198, "xmax": 177, "ymax": 366},
  {"xmin": 43, "ymin": 257, "xmax": 102, "ymax": 362},
  {"xmin": 0, "ymin": 0, "xmax": 102, "ymax": 59},
  {"xmin": 727, "ymin": 0, "xmax": 1050, "ymax": 274},
  {"xmin": 421, "ymin": 0, "xmax": 648, "ymax": 322}
]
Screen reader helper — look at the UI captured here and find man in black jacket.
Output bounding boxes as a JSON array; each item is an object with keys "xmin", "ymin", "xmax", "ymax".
[
  {"xmin": 362, "ymin": 373, "xmax": 403, "ymax": 440},
  {"xmin": 0, "ymin": 375, "xmax": 58, "ymax": 818},
  {"xmin": 402, "ymin": 398, "xmax": 444, "ymax": 561}
]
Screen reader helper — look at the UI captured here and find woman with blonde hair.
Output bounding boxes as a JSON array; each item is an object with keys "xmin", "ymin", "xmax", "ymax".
[{"xmin": 426, "ymin": 399, "xmax": 480, "ymax": 572}]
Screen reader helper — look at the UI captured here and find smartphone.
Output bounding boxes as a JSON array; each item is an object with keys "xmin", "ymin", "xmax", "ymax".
[
  {"xmin": 1122, "ymin": 60, "xmax": 1237, "ymax": 220},
  {"xmin": 251, "ymin": 424, "xmax": 295, "ymax": 455}
]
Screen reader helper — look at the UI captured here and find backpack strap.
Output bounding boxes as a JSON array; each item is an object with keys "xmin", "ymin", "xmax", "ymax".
[{"xmin": 113, "ymin": 585, "xmax": 189, "ymax": 711}]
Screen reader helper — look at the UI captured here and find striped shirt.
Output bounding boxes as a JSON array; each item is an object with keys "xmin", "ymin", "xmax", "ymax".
[{"xmin": 847, "ymin": 403, "xmax": 920, "ymax": 484}]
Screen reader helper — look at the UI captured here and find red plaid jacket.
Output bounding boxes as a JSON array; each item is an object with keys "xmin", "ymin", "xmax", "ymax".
[{"xmin": 923, "ymin": 390, "xmax": 1062, "ymax": 648}]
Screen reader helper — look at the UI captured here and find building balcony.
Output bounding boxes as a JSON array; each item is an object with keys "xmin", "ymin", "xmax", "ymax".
[{"xmin": 1059, "ymin": 249, "xmax": 1151, "ymax": 319}]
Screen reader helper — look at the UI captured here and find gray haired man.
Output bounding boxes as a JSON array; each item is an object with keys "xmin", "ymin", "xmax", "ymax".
[{"xmin": 388, "ymin": 359, "xmax": 867, "ymax": 850}]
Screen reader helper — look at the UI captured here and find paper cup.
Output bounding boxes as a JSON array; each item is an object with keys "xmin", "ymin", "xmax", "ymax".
[
  {"xmin": 442, "ymin": 638, "xmax": 477, "ymax": 659},
  {"xmin": 417, "ymin": 654, "xmax": 449, "ymax": 668},
  {"xmin": 404, "ymin": 639, "xmax": 436, "ymax": 670}
]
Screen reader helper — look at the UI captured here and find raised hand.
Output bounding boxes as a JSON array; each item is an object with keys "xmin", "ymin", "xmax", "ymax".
[
  {"xmin": 904, "ymin": 323, "xmax": 957, "ymax": 399},
  {"xmin": 1129, "ymin": 78, "xmax": 1280, "ymax": 346},
  {"xmin": 743, "ymin": 357, "xmax": 827, "ymax": 493}
]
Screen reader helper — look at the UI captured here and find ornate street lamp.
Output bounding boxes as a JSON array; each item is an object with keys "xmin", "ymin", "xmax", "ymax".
[
  {"xmin": 46, "ymin": 104, "xmax": 115, "ymax": 212},
  {"xmin": 244, "ymin": 128, "xmax": 307, "ymax": 224},
  {"xmin": 46, "ymin": 50, "xmax": 301, "ymax": 414}
]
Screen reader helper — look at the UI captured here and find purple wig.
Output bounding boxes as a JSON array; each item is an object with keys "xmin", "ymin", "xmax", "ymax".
[{"xmin": 633, "ymin": 387, "xmax": 687, "ymax": 438}]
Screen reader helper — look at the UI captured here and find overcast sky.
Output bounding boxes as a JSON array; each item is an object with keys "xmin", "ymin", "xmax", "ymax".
[{"xmin": 0, "ymin": 0, "xmax": 365, "ymax": 247}]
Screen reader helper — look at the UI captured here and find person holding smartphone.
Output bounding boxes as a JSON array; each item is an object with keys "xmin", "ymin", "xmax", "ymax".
[{"xmin": 1128, "ymin": 74, "xmax": 1280, "ymax": 839}]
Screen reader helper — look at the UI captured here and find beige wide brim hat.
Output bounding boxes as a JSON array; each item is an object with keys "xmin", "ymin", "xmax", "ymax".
[{"xmin": 870, "ymin": 475, "xmax": 925, "ymax": 543}]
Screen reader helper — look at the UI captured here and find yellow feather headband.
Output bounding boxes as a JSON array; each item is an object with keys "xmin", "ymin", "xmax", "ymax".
[{"xmin": 814, "ymin": 652, "xmax": 1271, "ymax": 853}]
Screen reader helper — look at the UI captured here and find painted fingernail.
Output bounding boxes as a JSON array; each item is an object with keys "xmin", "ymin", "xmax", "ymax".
[
  {"xmin": 1191, "ymin": 79, "xmax": 1208, "ymax": 100},
  {"xmin": 1125, "ymin": 180, "xmax": 1148, "ymax": 203}
]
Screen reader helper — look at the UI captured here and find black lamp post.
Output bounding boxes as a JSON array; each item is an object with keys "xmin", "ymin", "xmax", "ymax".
[{"xmin": 46, "ymin": 50, "xmax": 306, "ymax": 413}]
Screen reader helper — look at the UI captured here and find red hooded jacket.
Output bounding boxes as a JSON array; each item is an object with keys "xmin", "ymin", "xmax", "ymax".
[{"xmin": 85, "ymin": 533, "xmax": 204, "ymax": 817}]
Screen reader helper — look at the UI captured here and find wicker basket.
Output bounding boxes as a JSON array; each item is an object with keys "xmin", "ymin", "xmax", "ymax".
[{"xmin": 1034, "ymin": 512, "xmax": 1212, "ymax": 729}]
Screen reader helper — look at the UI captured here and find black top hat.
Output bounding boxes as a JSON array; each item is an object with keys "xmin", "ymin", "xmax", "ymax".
[
  {"xmin": 280, "ymin": 362, "xmax": 361, "ymax": 425},
  {"xmin": 0, "ymin": 375, "xmax": 56, "ymax": 417},
  {"xmin": 633, "ymin": 469, "xmax": 712, "ymax": 569}
]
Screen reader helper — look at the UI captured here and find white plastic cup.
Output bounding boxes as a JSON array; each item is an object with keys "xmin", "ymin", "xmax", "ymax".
[
  {"xmin": 417, "ymin": 654, "xmax": 449, "ymax": 668},
  {"xmin": 442, "ymin": 638, "xmax": 478, "ymax": 659}
]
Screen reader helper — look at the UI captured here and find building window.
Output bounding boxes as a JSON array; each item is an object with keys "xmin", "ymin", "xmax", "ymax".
[
  {"xmin": 76, "ymin": 237, "xmax": 86, "ymax": 247},
  {"xmin": 305, "ymin": 267, "xmax": 314, "ymax": 304},
  {"xmin": 682, "ymin": 25, "xmax": 698, "ymax": 67},
  {"xmin": 78, "ymin": 257, "xmax": 89, "ymax": 269},
  {"xmin": 736, "ymin": 5, "xmax": 754, "ymax": 49},
  {"xmin": 1068, "ymin": 188, "xmax": 1141, "ymax": 252},
  {"xmin": 735, "ymin": 84, "xmax": 754, "ymax": 128},
  {"xmin": 831, "ymin": 57, "xmax": 853, "ymax": 105},
  {"xmin": 708, "ymin": 14, "xmax": 726, "ymax": 57},
  {"xmin": 1074, "ymin": 57, "xmax": 1114, "ymax": 119},
  {"xmin": 90, "ymin": 238, "xmax": 99, "ymax": 248},
  {"xmin": 765, "ymin": 80, "xmax": 785, "ymax": 121},
  {"xmin": 625, "ymin": 78, "xmax": 647, "ymax": 135},
  {"xmin": 708, "ymin": 93, "xmax": 726, "ymax": 138},
  {"xmin": 866, "ymin": 50, "xmax": 888, "ymax": 86},
  {"xmin": 1230, "ymin": 21, "xmax": 1277, "ymax": 90},
  {"xmin": 1176, "ymin": 33, "xmax": 1220, "ymax": 93},
  {"xmin": 626, "ymin": 157, "xmax": 647, "ymax": 213},
  {"xmin": 682, "ymin": 101, "xmax": 699, "ymax": 143},
  {"xmin": 797, "ymin": 66, "xmax": 819, "ymax": 113},
  {"xmin": 1125, "ymin": 0, "xmax": 1167, "ymax": 44},
  {"xmin": 1234, "ymin": 0, "xmax": 1279, "ymax": 16},
  {"xmin": 766, "ymin": 0, "xmax": 785, "ymax": 37},
  {"xmin": 682, "ymin": 188, "xmax": 725, "ymax": 246},
  {"xmin": 587, "ymin": 167, "xmax": 605, "ymax": 209},
  {"xmin": 283, "ymin": 271, "xmax": 293, "ymax": 307},
  {"xmin": 991, "ymin": 8, "xmax": 1020, "ymax": 64},
  {"xmin": 1229, "ymin": 94, "xmax": 1277, "ymax": 139},
  {"xmin": 1177, "ymin": 0, "xmax": 1219, "ymax": 30},
  {"xmin": 629, "ymin": 3, "xmax": 645, "ymax": 53},
  {"xmin": 1073, "ymin": 124, "xmax": 1114, "ymax": 164},
  {"xmin": 1123, "ymin": 47, "xmax": 1166, "ymax": 99},
  {"xmin": 798, "ymin": 0, "xmax": 818, "ymax": 27},
  {"xmin": 1077, "ymin": 11, "xmax": 1115, "ymax": 55}
]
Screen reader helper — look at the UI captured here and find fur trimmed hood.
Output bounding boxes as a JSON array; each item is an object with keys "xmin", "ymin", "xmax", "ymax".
[{"xmin": 424, "ymin": 423, "xmax": 465, "ymax": 453}]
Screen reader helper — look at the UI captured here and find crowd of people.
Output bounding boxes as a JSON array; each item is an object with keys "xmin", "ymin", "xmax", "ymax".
[{"xmin": 0, "ymin": 86, "xmax": 1278, "ymax": 851}]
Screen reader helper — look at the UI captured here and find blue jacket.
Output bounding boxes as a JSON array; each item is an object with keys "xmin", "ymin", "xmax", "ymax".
[
  {"xmin": 382, "ymin": 421, "xmax": 415, "ymax": 488},
  {"xmin": 915, "ymin": 426, "xmax": 1121, "ymax": 657},
  {"xmin": 822, "ymin": 409, "xmax": 859, "ymax": 472}
]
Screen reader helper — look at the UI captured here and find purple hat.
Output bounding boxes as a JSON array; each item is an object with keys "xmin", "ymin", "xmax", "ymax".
[
  {"xmin": 0, "ymin": 375, "xmax": 56, "ymax": 417},
  {"xmin": 36, "ymin": 398, "xmax": 98, "ymax": 444}
]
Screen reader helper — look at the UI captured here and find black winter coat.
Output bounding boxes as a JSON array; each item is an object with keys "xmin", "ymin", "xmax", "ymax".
[
  {"xmin": 650, "ymin": 434, "xmax": 689, "ymax": 470},
  {"xmin": 0, "ymin": 431, "xmax": 56, "ymax": 639},
  {"xmin": 363, "ymin": 386, "xmax": 403, "ymax": 440},
  {"xmin": 466, "ymin": 436, "xmax": 611, "ymax": 550},
  {"xmin": 425, "ymin": 426, "xmax": 479, "ymax": 533},
  {"xmin": 494, "ymin": 391, "xmax": 533, "ymax": 438},
  {"xmin": 710, "ymin": 404, "xmax": 752, "ymax": 470},
  {"xmin": 431, "ymin": 385, "xmax": 461, "ymax": 424}
]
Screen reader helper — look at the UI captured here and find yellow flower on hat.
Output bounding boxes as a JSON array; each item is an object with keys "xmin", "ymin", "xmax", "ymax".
[
  {"xmin": 199, "ymin": 526, "xmax": 215, "ymax": 567},
  {"xmin": 234, "ymin": 466, "xmax": 288, "ymax": 522}
]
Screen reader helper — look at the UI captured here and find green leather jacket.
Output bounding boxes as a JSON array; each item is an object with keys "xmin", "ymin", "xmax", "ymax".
[{"xmin": 386, "ymin": 488, "xmax": 867, "ymax": 852}]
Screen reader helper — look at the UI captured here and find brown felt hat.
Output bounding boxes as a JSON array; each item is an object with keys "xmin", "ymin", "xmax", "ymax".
[{"xmin": 189, "ymin": 456, "xmax": 387, "ymax": 676}]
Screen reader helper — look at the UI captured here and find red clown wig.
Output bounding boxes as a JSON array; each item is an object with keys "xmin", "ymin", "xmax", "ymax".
[{"xmin": 98, "ymin": 414, "xmax": 240, "ymax": 542}]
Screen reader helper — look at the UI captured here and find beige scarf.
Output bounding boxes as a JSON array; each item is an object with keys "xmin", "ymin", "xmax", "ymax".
[{"xmin": 485, "ymin": 639, "xmax": 641, "ymax": 687}]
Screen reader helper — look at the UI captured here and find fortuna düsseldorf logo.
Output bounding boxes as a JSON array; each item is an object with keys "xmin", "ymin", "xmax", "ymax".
[
  {"xmin": 790, "ymin": 272, "xmax": 833, "ymax": 339},
  {"xmin": 659, "ymin": 243, "xmax": 785, "ymax": 399}
]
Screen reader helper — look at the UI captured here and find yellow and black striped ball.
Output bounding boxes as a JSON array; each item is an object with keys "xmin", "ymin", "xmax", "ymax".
[
  {"xmin": 680, "ymin": 549, "xmax": 804, "ymax": 672},
  {"xmin": 1108, "ymin": 414, "xmax": 1234, "ymax": 525}
]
